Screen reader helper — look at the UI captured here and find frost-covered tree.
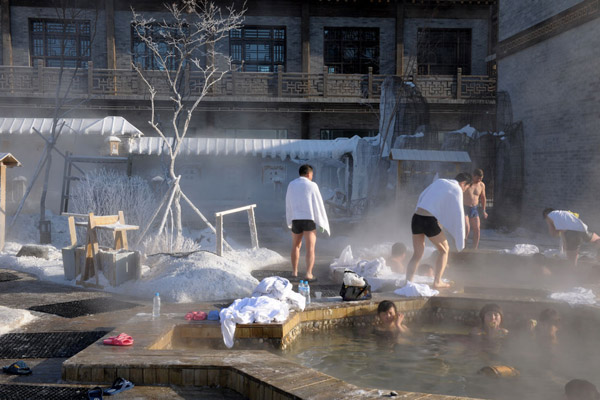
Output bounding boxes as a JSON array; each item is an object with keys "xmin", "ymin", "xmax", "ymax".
[{"xmin": 131, "ymin": 0, "xmax": 244, "ymax": 246}]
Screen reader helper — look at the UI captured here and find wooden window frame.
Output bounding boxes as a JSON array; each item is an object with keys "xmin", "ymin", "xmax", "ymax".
[
  {"xmin": 229, "ymin": 26, "xmax": 286, "ymax": 72},
  {"xmin": 29, "ymin": 19, "xmax": 91, "ymax": 68}
]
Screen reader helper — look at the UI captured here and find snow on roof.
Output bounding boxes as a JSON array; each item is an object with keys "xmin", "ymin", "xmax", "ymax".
[
  {"xmin": 129, "ymin": 136, "xmax": 369, "ymax": 161},
  {"xmin": 0, "ymin": 117, "xmax": 143, "ymax": 137},
  {"xmin": 0, "ymin": 153, "xmax": 21, "ymax": 167},
  {"xmin": 390, "ymin": 149, "xmax": 471, "ymax": 163},
  {"xmin": 447, "ymin": 124, "xmax": 478, "ymax": 138}
]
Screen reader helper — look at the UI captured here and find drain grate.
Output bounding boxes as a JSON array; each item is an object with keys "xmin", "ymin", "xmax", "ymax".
[
  {"xmin": 0, "ymin": 271, "xmax": 19, "ymax": 282},
  {"xmin": 0, "ymin": 331, "xmax": 109, "ymax": 358},
  {"xmin": 0, "ymin": 384, "xmax": 88, "ymax": 400},
  {"xmin": 28, "ymin": 297, "xmax": 140, "ymax": 318}
]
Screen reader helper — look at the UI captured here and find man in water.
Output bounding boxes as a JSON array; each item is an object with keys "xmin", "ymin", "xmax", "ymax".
[
  {"xmin": 286, "ymin": 164, "xmax": 330, "ymax": 281},
  {"xmin": 405, "ymin": 173, "xmax": 472, "ymax": 288},
  {"xmin": 464, "ymin": 168, "xmax": 488, "ymax": 249},
  {"xmin": 543, "ymin": 208, "xmax": 600, "ymax": 268},
  {"xmin": 388, "ymin": 242, "xmax": 408, "ymax": 273}
]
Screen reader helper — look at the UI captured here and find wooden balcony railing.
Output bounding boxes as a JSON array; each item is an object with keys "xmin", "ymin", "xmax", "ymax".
[{"xmin": 0, "ymin": 64, "xmax": 496, "ymax": 102}]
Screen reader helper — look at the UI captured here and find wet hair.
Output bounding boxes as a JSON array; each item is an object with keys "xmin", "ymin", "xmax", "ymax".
[
  {"xmin": 473, "ymin": 168, "xmax": 484, "ymax": 177},
  {"xmin": 542, "ymin": 208, "xmax": 555, "ymax": 218},
  {"xmin": 539, "ymin": 308, "xmax": 560, "ymax": 325},
  {"xmin": 479, "ymin": 303, "xmax": 503, "ymax": 326},
  {"xmin": 565, "ymin": 379, "xmax": 600, "ymax": 400},
  {"xmin": 299, "ymin": 164, "xmax": 313, "ymax": 176},
  {"xmin": 455, "ymin": 172, "xmax": 472, "ymax": 185},
  {"xmin": 377, "ymin": 300, "xmax": 397, "ymax": 315},
  {"xmin": 391, "ymin": 242, "xmax": 407, "ymax": 257}
]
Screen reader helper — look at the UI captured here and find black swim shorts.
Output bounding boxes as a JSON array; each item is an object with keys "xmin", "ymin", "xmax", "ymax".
[
  {"xmin": 411, "ymin": 214, "xmax": 442, "ymax": 237},
  {"xmin": 291, "ymin": 219, "xmax": 316, "ymax": 234},
  {"xmin": 563, "ymin": 230, "xmax": 594, "ymax": 251}
]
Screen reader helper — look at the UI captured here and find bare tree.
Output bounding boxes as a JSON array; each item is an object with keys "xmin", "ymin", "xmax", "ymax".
[{"xmin": 131, "ymin": 0, "xmax": 245, "ymax": 247}]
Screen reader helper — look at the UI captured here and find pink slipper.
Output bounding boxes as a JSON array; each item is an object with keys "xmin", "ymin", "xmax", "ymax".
[
  {"xmin": 185, "ymin": 311, "xmax": 207, "ymax": 321},
  {"xmin": 103, "ymin": 335, "xmax": 134, "ymax": 346}
]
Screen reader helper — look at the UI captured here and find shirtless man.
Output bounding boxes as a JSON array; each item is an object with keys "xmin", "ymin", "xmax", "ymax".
[{"xmin": 464, "ymin": 169, "xmax": 488, "ymax": 249}]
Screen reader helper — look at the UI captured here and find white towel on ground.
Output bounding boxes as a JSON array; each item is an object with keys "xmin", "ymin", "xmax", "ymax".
[
  {"xmin": 549, "ymin": 287, "xmax": 596, "ymax": 305},
  {"xmin": 220, "ymin": 296, "xmax": 290, "ymax": 348},
  {"xmin": 416, "ymin": 178, "xmax": 465, "ymax": 251},
  {"xmin": 394, "ymin": 281, "xmax": 439, "ymax": 297},
  {"xmin": 548, "ymin": 210, "xmax": 588, "ymax": 232},
  {"xmin": 251, "ymin": 276, "xmax": 306, "ymax": 311},
  {"xmin": 286, "ymin": 176, "xmax": 330, "ymax": 235}
]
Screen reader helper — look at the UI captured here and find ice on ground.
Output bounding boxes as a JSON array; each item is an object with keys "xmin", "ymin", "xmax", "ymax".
[
  {"xmin": 0, "ymin": 305, "xmax": 36, "ymax": 335},
  {"xmin": 549, "ymin": 287, "xmax": 596, "ymax": 305},
  {"xmin": 502, "ymin": 244, "xmax": 540, "ymax": 255}
]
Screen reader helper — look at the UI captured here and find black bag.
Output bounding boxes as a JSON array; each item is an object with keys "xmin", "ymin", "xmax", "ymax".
[{"xmin": 340, "ymin": 282, "xmax": 372, "ymax": 301}]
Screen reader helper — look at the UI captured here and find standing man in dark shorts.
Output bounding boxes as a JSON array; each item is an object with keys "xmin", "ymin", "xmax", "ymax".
[
  {"xmin": 463, "ymin": 169, "xmax": 488, "ymax": 249},
  {"xmin": 543, "ymin": 208, "xmax": 600, "ymax": 269},
  {"xmin": 405, "ymin": 173, "xmax": 472, "ymax": 288},
  {"xmin": 286, "ymin": 165, "xmax": 330, "ymax": 281}
]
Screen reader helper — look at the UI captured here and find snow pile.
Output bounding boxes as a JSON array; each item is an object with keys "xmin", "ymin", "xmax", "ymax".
[
  {"xmin": 0, "ymin": 305, "xmax": 36, "ymax": 335},
  {"xmin": 502, "ymin": 244, "xmax": 540, "ymax": 255},
  {"xmin": 549, "ymin": 287, "xmax": 596, "ymax": 305}
]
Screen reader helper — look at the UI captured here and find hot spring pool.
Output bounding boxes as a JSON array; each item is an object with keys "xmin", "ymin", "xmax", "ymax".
[{"xmin": 277, "ymin": 325, "xmax": 600, "ymax": 399}]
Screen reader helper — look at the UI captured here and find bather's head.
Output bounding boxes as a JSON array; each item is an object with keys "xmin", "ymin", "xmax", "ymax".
[
  {"xmin": 455, "ymin": 172, "xmax": 473, "ymax": 192},
  {"xmin": 299, "ymin": 164, "xmax": 314, "ymax": 180},
  {"xmin": 542, "ymin": 208, "xmax": 555, "ymax": 219},
  {"xmin": 537, "ymin": 308, "xmax": 560, "ymax": 344},
  {"xmin": 377, "ymin": 300, "xmax": 398, "ymax": 325},
  {"xmin": 479, "ymin": 303, "xmax": 504, "ymax": 330},
  {"xmin": 565, "ymin": 379, "xmax": 600, "ymax": 400},
  {"xmin": 472, "ymin": 168, "xmax": 484, "ymax": 183}
]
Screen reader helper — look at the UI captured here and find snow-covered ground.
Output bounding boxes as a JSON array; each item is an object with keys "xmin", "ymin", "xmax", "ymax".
[{"xmin": 0, "ymin": 305, "xmax": 36, "ymax": 335}]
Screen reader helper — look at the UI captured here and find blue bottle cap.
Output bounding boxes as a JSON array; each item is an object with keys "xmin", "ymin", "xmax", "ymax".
[{"xmin": 155, "ymin": 292, "xmax": 160, "ymax": 296}]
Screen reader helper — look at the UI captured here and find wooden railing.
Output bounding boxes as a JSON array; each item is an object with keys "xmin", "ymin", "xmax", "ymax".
[{"xmin": 0, "ymin": 64, "xmax": 496, "ymax": 101}]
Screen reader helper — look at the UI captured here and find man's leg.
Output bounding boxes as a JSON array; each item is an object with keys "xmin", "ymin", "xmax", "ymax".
[
  {"xmin": 406, "ymin": 234, "xmax": 425, "ymax": 282},
  {"xmin": 428, "ymin": 232, "xmax": 450, "ymax": 288},
  {"xmin": 464, "ymin": 215, "xmax": 470, "ymax": 248},
  {"xmin": 471, "ymin": 216, "xmax": 481, "ymax": 249},
  {"xmin": 291, "ymin": 232, "xmax": 303, "ymax": 277},
  {"xmin": 304, "ymin": 230, "xmax": 317, "ymax": 279}
]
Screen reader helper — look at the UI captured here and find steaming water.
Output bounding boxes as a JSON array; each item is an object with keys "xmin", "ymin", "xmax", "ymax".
[{"xmin": 278, "ymin": 325, "xmax": 599, "ymax": 399}]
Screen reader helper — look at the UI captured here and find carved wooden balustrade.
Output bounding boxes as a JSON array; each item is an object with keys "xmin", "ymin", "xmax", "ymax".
[{"xmin": 0, "ymin": 64, "xmax": 496, "ymax": 102}]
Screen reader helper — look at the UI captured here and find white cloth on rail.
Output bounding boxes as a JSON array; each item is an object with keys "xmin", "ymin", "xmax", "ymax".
[{"xmin": 286, "ymin": 176, "xmax": 330, "ymax": 235}]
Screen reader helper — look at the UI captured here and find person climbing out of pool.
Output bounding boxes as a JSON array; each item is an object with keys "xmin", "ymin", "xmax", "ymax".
[
  {"xmin": 374, "ymin": 300, "xmax": 410, "ymax": 336},
  {"xmin": 463, "ymin": 168, "xmax": 488, "ymax": 250},
  {"xmin": 388, "ymin": 242, "xmax": 408, "ymax": 273},
  {"xmin": 529, "ymin": 308, "xmax": 560, "ymax": 346},
  {"xmin": 404, "ymin": 173, "xmax": 472, "ymax": 289},
  {"xmin": 565, "ymin": 379, "xmax": 600, "ymax": 400},
  {"xmin": 470, "ymin": 303, "xmax": 508, "ymax": 338},
  {"xmin": 285, "ymin": 164, "xmax": 330, "ymax": 282},
  {"xmin": 543, "ymin": 208, "xmax": 600, "ymax": 269}
]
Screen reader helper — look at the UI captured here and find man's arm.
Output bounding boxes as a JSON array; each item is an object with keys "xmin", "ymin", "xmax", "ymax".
[{"xmin": 479, "ymin": 183, "xmax": 488, "ymax": 219}]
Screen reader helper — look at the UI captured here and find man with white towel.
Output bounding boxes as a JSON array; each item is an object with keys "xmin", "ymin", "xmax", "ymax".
[
  {"xmin": 286, "ymin": 164, "xmax": 330, "ymax": 281},
  {"xmin": 543, "ymin": 208, "xmax": 600, "ymax": 268},
  {"xmin": 405, "ymin": 173, "xmax": 472, "ymax": 289}
]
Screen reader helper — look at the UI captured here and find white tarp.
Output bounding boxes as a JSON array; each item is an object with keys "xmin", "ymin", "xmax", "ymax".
[{"xmin": 0, "ymin": 117, "xmax": 143, "ymax": 137}]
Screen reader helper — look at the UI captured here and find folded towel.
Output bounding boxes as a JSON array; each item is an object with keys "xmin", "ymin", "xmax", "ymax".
[
  {"xmin": 394, "ymin": 281, "xmax": 439, "ymax": 297},
  {"xmin": 286, "ymin": 177, "xmax": 330, "ymax": 235},
  {"xmin": 416, "ymin": 179, "xmax": 465, "ymax": 251}
]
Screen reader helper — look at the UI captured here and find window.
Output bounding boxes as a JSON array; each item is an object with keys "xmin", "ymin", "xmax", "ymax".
[
  {"xmin": 320, "ymin": 129, "xmax": 377, "ymax": 140},
  {"xmin": 230, "ymin": 26, "xmax": 286, "ymax": 72},
  {"xmin": 417, "ymin": 28, "xmax": 471, "ymax": 75},
  {"xmin": 131, "ymin": 23, "xmax": 185, "ymax": 70},
  {"xmin": 30, "ymin": 19, "xmax": 91, "ymax": 68},
  {"xmin": 324, "ymin": 27, "xmax": 379, "ymax": 74}
]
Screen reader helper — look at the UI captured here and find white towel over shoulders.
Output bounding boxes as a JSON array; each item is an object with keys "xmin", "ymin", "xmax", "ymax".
[
  {"xmin": 416, "ymin": 179, "xmax": 465, "ymax": 251},
  {"xmin": 286, "ymin": 177, "xmax": 330, "ymax": 235},
  {"xmin": 548, "ymin": 210, "xmax": 588, "ymax": 232}
]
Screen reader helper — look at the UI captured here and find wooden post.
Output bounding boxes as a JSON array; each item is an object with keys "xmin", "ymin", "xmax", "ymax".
[
  {"xmin": 216, "ymin": 215, "xmax": 223, "ymax": 256},
  {"xmin": 277, "ymin": 65, "xmax": 283, "ymax": 97},
  {"xmin": 247, "ymin": 206, "xmax": 259, "ymax": 249},
  {"xmin": 395, "ymin": 2, "xmax": 405, "ymax": 76},
  {"xmin": 38, "ymin": 63, "xmax": 44, "ymax": 94},
  {"xmin": 0, "ymin": 163, "xmax": 5, "ymax": 251},
  {"xmin": 105, "ymin": 0, "xmax": 116, "ymax": 70},
  {"xmin": 68, "ymin": 216, "xmax": 77, "ymax": 246},
  {"xmin": 323, "ymin": 66, "xmax": 328, "ymax": 97},
  {"xmin": 1, "ymin": 0, "xmax": 13, "ymax": 66}
]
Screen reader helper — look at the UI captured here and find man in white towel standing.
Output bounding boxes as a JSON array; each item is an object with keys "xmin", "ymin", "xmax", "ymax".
[
  {"xmin": 286, "ymin": 164, "xmax": 330, "ymax": 281},
  {"xmin": 543, "ymin": 208, "xmax": 600, "ymax": 268},
  {"xmin": 405, "ymin": 173, "xmax": 472, "ymax": 289}
]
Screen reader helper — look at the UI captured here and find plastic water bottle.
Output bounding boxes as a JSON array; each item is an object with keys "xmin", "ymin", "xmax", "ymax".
[
  {"xmin": 305, "ymin": 281, "xmax": 311, "ymax": 305},
  {"xmin": 298, "ymin": 281, "xmax": 305, "ymax": 300},
  {"xmin": 152, "ymin": 292, "xmax": 161, "ymax": 318}
]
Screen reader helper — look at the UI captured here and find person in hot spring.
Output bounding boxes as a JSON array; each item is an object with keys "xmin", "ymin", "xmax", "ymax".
[
  {"xmin": 388, "ymin": 242, "xmax": 408, "ymax": 273},
  {"xmin": 470, "ymin": 303, "xmax": 508, "ymax": 338},
  {"xmin": 529, "ymin": 308, "xmax": 560, "ymax": 346},
  {"xmin": 375, "ymin": 300, "xmax": 410, "ymax": 336},
  {"xmin": 565, "ymin": 379, "xmax": 600, "ymax": 400}
]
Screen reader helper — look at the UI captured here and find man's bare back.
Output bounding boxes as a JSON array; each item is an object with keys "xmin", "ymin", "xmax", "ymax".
[{"xmin": 464, "ymin": 181, "xmax": 485, "ymax": 207}]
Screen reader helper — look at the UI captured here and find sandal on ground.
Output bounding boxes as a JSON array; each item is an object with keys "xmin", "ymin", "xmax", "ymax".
[
  {"xmin": 103, "ymin": 377, "xmax": 134, "ymax": 396},
  {"xmin": 103, "ymin": 336, "xmax": 134, "ymax": 346},
  {"xmin": 87, "ymin": 387, "xmax": 103, "ymax": 400},
  {"xmin": 2, "ymin": 361, "xmax": 32, "ymax": 375}
]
